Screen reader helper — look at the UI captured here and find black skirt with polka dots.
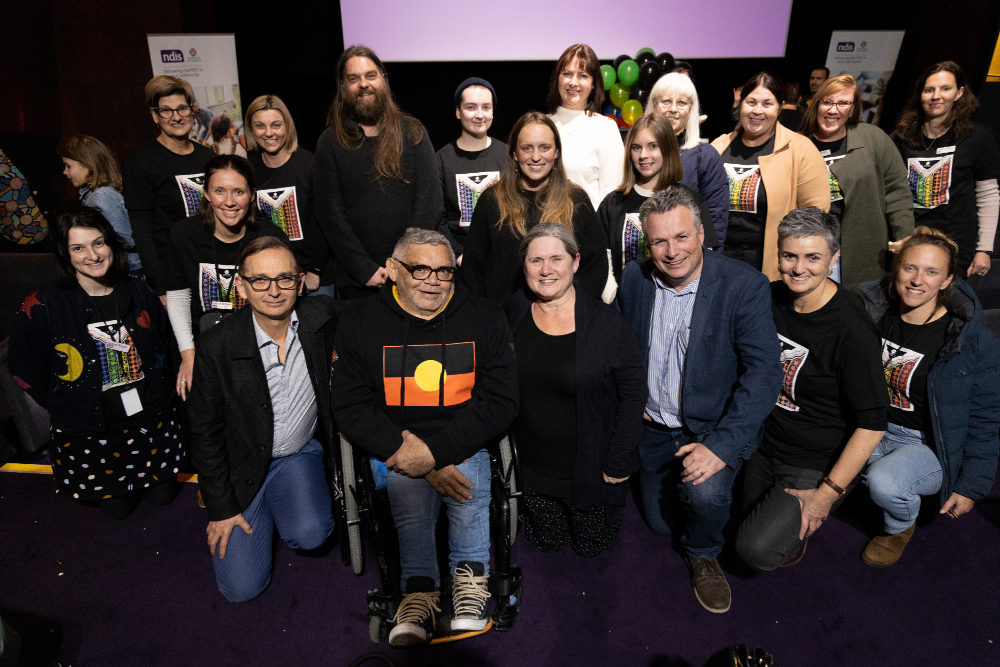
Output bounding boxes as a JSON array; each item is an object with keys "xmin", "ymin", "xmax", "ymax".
[{"xmin": 50, "ymin": 407, "xmax": 186, "ymax": 501}]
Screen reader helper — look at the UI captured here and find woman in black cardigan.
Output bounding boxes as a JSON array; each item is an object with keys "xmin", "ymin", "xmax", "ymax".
[{"xmin": 507, "ymin": 223, "xmax": 646, "ymax": 556}]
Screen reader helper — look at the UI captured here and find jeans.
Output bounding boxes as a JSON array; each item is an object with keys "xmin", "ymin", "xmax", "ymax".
[
  {"xmin": 735, "ymin": 451, "xmax": 854, "ymax": 572},
  {"xmin": 863, "ymin": 423, "xmax": 942, "ymax": 534},
  {"xmin": 637, "ymin": 423, "xmax": 741, "ymax": 560},
  {"xmin": 309, "ymin": 284, "xmax": 337, "ymax": 299},
  {"xmin": 387, "ymin": 448, "xmax": 491, "ymax": 588},
  {"xmin": 213, "ymin": 439, "xmax": 334, "ymax": 602}
]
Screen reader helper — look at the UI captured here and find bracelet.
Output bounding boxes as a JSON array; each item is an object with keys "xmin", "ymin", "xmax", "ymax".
[
  {"xmin": 821, "ymin": 476, "xmax": 846, "ymax": 497},
  {"xmin": 977, "ymin": 250, "xmax": 993, "ymax": 257}
]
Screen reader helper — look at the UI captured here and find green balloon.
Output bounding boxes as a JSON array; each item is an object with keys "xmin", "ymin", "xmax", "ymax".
[
  {"xmin": 617, "ymin": 59, "xmax": 640, "ymax": 88},
  {"xmin": 609, "ymin": 83, "xmax": 629, "ymax": 108},
  {"xmin": 636, "ymin": 47, "xmax": 655, "ymax": 58},
  {"xmin": 600, "ymin": 64, "xmax": 616, "ymax": 91}
]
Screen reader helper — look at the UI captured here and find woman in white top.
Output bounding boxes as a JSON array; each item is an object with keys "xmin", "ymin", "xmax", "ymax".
[{"xmin": 546, "ymin": 44, "xmax": 626, "ymax": 210}]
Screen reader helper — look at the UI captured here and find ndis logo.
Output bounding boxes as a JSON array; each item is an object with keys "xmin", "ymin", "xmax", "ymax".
[
  {"xmin": 836, "ymin": 42, "xmax": 855, "ymax": 52},
  {"xmin": 161, "ymin": 49, "xmax": 184, "ymax": 63}
]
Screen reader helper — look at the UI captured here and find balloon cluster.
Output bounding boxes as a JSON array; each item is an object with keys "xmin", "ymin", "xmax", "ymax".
[{"xmin": 601, "ymin": 49, "xmax": 675, "ymax": 128}]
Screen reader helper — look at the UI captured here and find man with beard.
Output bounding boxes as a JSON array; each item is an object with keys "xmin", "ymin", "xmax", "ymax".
[{"xmin": 314, "ymin": 45, "xmax": 443, "ymax": 299}]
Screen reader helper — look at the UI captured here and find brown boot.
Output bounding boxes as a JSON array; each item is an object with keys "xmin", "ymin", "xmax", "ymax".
[
  {"xmin": 862, "ymin": 523, "xmax": 916, "ymax": 568},
  {"xmin": 683, "ymin": 556, "xmax": 731, "ymax": 613},
  {"xmin": 780, "ymin": 536, "xmax": 808, "ymax": 568}
]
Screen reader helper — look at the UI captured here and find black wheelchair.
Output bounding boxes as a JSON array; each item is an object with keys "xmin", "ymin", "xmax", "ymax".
[{"xmin": 331, "ymin": 434, "xmax": 523, "ymax": 643}]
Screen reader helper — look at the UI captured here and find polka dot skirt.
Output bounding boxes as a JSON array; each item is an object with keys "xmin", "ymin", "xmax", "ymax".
[{"xmin": 523, "ymin": 488, "xmax": 622, "ymax": 558}]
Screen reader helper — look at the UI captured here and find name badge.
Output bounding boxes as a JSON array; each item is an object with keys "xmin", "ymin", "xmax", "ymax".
[
  {"xmin": 211, "ymin": 301, "xmax": 234, "ymax": 310},
  {"xmin": 937, "ymin": 146, "xmax": 956, "ymax": 154},
  {"xmin": 819, "ymin": 149, "xmax": 831, "ymax": 157},
  {"xmin": 120, "ymin": 387, "xmax": 143, "ymax": 417},
  {"xmin": 105, "ymin": 340, "xmax": 131, "ymax": 353}
]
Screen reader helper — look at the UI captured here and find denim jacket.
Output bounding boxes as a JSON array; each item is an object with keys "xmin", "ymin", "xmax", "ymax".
[{"xmin": 81, "ymin": 186, "xmax": 142, "ymax": 272}]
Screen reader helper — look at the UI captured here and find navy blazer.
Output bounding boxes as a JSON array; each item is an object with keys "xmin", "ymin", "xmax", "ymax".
[{"xmin": 617, "ymin": 253, "xmax": 782, "ymax": 467}]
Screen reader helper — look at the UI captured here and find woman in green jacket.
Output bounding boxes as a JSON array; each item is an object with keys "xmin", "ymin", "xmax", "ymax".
[{"xmin": 799, "ymin": 75, "xmax": 914, "ymax": 293}]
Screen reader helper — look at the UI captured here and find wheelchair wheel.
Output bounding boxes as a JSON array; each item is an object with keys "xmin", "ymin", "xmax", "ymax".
[
  {"xmin": 340, "ymin": 435, "xmax": 365, "ymax": 575},
  {"xmin": 498, "ymin": 436, "xmax": 519, "ymax": 546}
]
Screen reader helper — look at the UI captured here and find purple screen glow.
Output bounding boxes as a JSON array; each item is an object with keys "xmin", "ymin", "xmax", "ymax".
[{"xmin": 341, "ymin": 0, "xmax": 793, "ymax": 62}]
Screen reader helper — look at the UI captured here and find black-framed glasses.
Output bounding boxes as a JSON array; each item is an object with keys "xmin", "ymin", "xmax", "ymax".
[
  {"xmin": 241, "ymin": 274, "xmax": 300, "ymax": 291},
  {"xmin": 394, "ymin": 260, "xmax": 457, "ymax": 281},
  {"xmin": 154, "ymin": 105, "xmax": 193, "ymax": 119},
  {"xmin": 818, "ymin": 100, "xmax": 854, "ymax": 110}
]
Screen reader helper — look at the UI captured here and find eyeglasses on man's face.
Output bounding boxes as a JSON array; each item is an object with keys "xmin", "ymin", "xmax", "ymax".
[
  {"xmin": 241, "ymin": 274, "xmax": 300, "ymax": 291},
  {"xmin": 154, "ymin": 105, "xmax": 194, "ymax": 119},
  {"xmin": 394, "ymin": 260, "xmax": 457, "ymax": 281}
]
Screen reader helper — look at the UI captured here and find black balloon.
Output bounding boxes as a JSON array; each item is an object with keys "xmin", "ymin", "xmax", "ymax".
[
  {"xmin": 634, "ymin": 87, "xmax": 651, "ymax": 107},
  {"xmin": 639, "ymin": 61, "xmax": 661, "ymax": 89},
  {"xmin": 655, "ymin": 52, "xmax": 676, "ymax": 73},
  {"xmin": 635, "ymin": 51, "xmax": 654, "ymax": 67},
  {"xmin": 613, "ymin": 54, "xmax": 630, "ymax": 70}
]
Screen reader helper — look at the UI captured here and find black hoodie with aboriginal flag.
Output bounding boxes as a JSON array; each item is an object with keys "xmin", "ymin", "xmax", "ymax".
[{"xmin": 331, "ymin": 281, "xmax": 519, "ymax": 467}]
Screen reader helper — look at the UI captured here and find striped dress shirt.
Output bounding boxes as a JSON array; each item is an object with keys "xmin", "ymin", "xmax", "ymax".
[{"xmin": 646, "ymin": 274, "xmax": 700, "ymax": 427}]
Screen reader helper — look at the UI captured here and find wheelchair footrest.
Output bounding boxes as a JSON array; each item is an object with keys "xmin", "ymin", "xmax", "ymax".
[
  {"xmin": 367, "ymin": 589, "xmax": 398, "ymax": 622},
  {"xmin": 427, "ymin": 616, "xmax": 493, "ymax": 644},
  {"xmin": 488, "ymin": 565, "xmax": 521, "ymax": 597}
]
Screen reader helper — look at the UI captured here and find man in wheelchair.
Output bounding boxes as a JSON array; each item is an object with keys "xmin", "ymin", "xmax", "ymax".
[{"xmin": 332, "ymin": 228, "xmax": 519, "ymax": 647}]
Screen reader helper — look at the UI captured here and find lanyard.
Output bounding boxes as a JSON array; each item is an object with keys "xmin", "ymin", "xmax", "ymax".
[
  {"xmin": 211, "ymin": 232, "xmax": 250, "ymax": 309},
  {"xmin": 86, "ymin": 288, "xmax": 124, "ymax": 344}
]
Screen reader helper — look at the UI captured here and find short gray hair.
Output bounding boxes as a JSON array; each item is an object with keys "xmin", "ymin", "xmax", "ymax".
[
  {"xmin": 638, "ymin": 186, "xmax": 702, "ymax": 238},
  {"xmin": 392, "ymin": 227, "xmax": 457, "ymax": 264},
  {"xmin": 518, "ymin": 222, "xmax": 579, "ymax": 265},
  {"xmin": 777, "ymin": 207, "xmax": 841, "ymax": 255}
]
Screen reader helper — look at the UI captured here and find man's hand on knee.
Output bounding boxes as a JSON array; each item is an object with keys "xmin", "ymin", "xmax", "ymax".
[
  {"xmin": 207, "ymin": 513, "xmax": 252, "ymax": 558},
  {"xmin": 386, "ymin": 430, "xmax": 437, "ymax": 478},
  {"xmin": 677, "ymin": 443, "xmax": 726, "ymax": 485},
  {"xmin": 425, "ymin": 465, "xmax": 474, "ymax": 502}
]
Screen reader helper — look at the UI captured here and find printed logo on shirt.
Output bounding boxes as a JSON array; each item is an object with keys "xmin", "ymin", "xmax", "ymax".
[
  {"xmin": 724, "ymin": 164, "xmax": 762, "ymax": 213},
  {"xmin": 907, "ymin": 155, "xmax": 953, "ymax": 209},
  {"xmin": 383, "ymin": 342, "xmax": 476, "ymax": 407},
  {"xmin": 823, "ymin": 154, "xmax": 847, "ymax": 202},
  {"xmin": 456, "ymin": 172, "xmax": 500, "ymax": 227},
  {"xmin": 622, "ymin": 213, "xmax": 649, "ymax": 267},
  {"xmin": 87, "ymin": 320, "xmax": 144, "ymax": 391},
  {"xmin": 257, "ymin": 187, "xmax": 303, "ymax": 241},
  {"xmin": 198, "ymin": 263, "xmax": 245, "ymax": 313},
  {"xmin": 777, "ymin": 334, "xmax": 809, "ymax": 412},
  {"xmin": 175, "ymin": 173, "xmax": 206, "ymax": 218},
  {"xmin": 882, "ymin": 339, "xmax": 924, "ymax": 411}
]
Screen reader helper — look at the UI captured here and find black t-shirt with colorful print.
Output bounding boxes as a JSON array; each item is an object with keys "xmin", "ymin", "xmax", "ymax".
[
  {"xmin": 810, "ymin": 135, "xmax": 848, "ymax": 222},
  {"xmin": 877, "ymin": 310, "xmax": 950, "ymax": 434},
  {"xmin": 721, "ymin": 135, "xmax": 773, "ymax": 270}
]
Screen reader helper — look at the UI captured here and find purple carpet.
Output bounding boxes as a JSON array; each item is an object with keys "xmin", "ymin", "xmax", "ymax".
[{"xmin": 2, "ymin": 470, "xmax": 998, "ymax": 667}]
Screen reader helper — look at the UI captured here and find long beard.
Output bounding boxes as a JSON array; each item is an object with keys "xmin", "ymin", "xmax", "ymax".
[{"xmin": 351, "ymin": 86, "xmax": 389, "ymax": 125}]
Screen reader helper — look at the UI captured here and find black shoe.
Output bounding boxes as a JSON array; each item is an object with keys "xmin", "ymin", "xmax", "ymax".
[
  {"xmin": 450, "ymin": 561, "xmax": 491, "ymax": 632},
  {"xmin": 389, "ymin": 576, "xmax": 441, "ymax": 647}
]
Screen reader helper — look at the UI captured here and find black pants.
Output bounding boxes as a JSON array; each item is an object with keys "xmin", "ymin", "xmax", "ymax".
[
  {"xmin": 94, "ymin": 478, "xmax": 183, "ymax": 520},
  {"xmin": 735, "ymin": 452, "xmax": 854, "ymax": 572},
  {"xmin": 523, "ymin": 489, "xmax": 621, "ymax": 558}
]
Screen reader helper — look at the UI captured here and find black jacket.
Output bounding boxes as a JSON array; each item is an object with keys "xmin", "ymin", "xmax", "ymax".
[
  {"xmin": 507, "ymin": 288, "xmax": 646, "ymax": 518},
  {"xmin": 188, "ymin": 296, "xmax": 340, "ymax": 521},
  {"xmin": 332, "ymin": 282, "xmax": 519, "ymax": 468}
]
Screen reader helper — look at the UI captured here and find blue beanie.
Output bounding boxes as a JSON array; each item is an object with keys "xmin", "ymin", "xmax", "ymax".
[{"xmin": 454, "ymin": 77, "xmax": 497, "ymax": 107}]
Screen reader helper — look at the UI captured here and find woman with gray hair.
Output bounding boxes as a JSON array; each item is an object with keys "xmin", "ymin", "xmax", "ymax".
[
  {"xmin": 735, "ymin": 207, "xmax": 887, "ymax": 572},
  {"xmin": 646, "ymin": 72, "xmax": 729, "ymax": 245},
  {"xmin": 506, "ymin": 223, "xmax": 646, "ymax": 557}
]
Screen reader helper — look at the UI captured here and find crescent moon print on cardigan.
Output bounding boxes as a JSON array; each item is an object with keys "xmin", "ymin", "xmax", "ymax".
[
  {"xmin": 777, "ymin": 333, "xmax": 808, "ymax": 413},
  {"xmin": 456, "ymin": 172, "xmax": 500, "ymax": 227},
  {"xmin": 174, "ymin": 173, "xmax": 206, "ymax": 217},
  {"xmin": 383, "ymin": 342, "xmax": 476, "ymax": 407},
  {"xmin": 725, "ymin": 163, "xmax": 762, "ymax": 213},
  {"xmin": 908, "ymin": 155, "xmax": 953, "ymax": 209},
  {"xmin": 881, "ymin": 338, "xmax": 923, "ymax": 411},
  {"xmin": 257, "ymin": 186, "xmax": 304, "ymax": 240}
]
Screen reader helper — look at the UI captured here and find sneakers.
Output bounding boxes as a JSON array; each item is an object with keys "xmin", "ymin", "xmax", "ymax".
[
  {"xmin": 683, "ymin": 556, "xmax": 731, "ymax": 613},
  {"xmin": 389, "ymin": 577, "xmax": 441, "ymax": 647},
  {"xmin": 862, "ymin": 522, "xmax": 916, "ymax": 568},
  {"xmin": 450, "ymin": 561, "xmax": 491, "ymax": 632}
]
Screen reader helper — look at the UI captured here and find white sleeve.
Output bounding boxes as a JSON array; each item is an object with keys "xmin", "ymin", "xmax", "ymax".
[
  {"xmin": 166, "ymin": 289, "xmax": 195, "ymax": 352},
  {"xmin": 975, "ymin": 179, "xmax": 1000, "ymax": 252},
  {"xmin": 596, "ymin": 118, "xmax": 626, "ymax": 206}
]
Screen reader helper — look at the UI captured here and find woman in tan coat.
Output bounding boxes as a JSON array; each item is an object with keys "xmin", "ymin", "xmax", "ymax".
[{"xmin": 712, "ymin": 72, "xmax": 829, "ymax": 280}]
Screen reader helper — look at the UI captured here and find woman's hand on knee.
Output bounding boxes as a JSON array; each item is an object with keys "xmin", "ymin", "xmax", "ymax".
[
  {"xmin": 785, "ymin": 486, "xmax": 838, "ymax": 540},
  {"xmin": 940, "ymin": 492, "xmax": 975, "ymax": 518}
]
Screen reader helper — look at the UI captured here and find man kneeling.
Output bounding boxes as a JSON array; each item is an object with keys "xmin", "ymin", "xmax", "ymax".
[{"xmin": 333, "ymin": 228, "xmax": 518, "ymax": 646}]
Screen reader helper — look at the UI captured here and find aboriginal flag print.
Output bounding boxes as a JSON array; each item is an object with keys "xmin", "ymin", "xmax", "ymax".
[
  {"xmin": 882, "ymin": 339, "xmax": 923, "ymax": 411},
  {"xmin": 776, "ymin": 334, "xmax": 808, "ymax": 412},
  {"xmin": 175, "ymin": 173, "xmax": 206, "ymax": 217},
  {"xmin": 908, "ymin": 155, "xmax": 953, "ymax": 209},
  {"xmin": 257, "ymin": 187, "xmax": 304, "ymax": 240},
  {"xmin": 383, "ymin": 342, "xmax": 476, "ymax": 407},
  {"xmin": 725, "ymin": 164, "xmax": 762, "ymax": 213}
]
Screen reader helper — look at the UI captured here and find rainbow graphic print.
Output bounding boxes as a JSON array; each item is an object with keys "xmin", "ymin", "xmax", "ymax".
[
  {"xmin": 456, "ymin": 172, "xmax": 500, "ymax": 227},
  {"xmin": 882, "ymin": 339, "xmax": 924, "ymax": 411},
  {"xmin": 87, "ymin": 321, "xmax": 144, "ymax": 391},
  {"xmin": 823, "ymin": 154, "xmax": 846, "ymax": 202},
  {"xmin": 175, "ymin": 173, "xmax": 206, "ymax": 217},
  {"xmin": 908, "ymin": 155, "xmax": 953, "ymax": 209},
  {"xmin": 777, "ymin": 334, "xmax": 809, "ymax": 413},
  {"xmin": 257, "ymin": 187, "xmax": 303, "ymax": 240},
  {"xmin": 622, "ymin": 213, "xmax": 648, "ymax": 268},
  {"xmin": 198, "ymin": 263, "xmax": 245, "ymax": 313},
  {"xmin": 725, "ymin": 164, "xmax": 762, "ymax": 213}
]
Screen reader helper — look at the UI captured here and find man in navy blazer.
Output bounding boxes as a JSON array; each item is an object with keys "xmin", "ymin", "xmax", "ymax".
[{"xmin": 618, "ymin": 187, "xmax": 781, "ymax": 614}]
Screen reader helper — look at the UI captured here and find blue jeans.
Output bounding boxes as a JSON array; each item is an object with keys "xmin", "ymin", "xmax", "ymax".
[
  {"xmin": 637, "ymin": 423, "xmax": 741, "ymax": 560},
  {"xmin": 387, "ymin": 448, "xmax": 491, "ymax": 588},
  {"xmin": 863, "ymin": 423, "xmax": 943, "ymax": 534},
  {"xmin": 213, "ymin": 439, "xmax": 334, "ymax": 602}
]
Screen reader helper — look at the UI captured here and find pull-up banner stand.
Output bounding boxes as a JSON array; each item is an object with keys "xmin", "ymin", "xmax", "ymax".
[{"xmin": 824, "ymin": 30, "xmax": 905, "ymax": 126}]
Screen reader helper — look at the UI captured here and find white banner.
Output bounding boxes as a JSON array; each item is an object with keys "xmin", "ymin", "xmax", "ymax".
[
  {"xmin": 147, "ymin": 34, "xmax": 245, "ymax": 155},
  {"xmin": 824, "ymin": 30, "xmax": 905, "ymax": 126}
]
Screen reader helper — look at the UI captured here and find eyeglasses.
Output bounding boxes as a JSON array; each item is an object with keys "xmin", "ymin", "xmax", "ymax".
[
  {"xmin": 818, "ymin": 100, "xmax": 854, "ymax": 110},
  {"xmin": 154, "ymin": 105, "xmax": 194, "ymax": 119},
  {"xmin": 656, "ymin": 98, "xmax": 691, "ymax": 110},
  {"xmin": 241, "ymin": 274, "xmax": 300, "ymax": 291},
  {"xmin": 394, "ymin": 260, "xmax": 457, "ymax": 281}
]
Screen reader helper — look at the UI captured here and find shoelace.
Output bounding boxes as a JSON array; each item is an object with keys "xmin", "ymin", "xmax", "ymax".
[
  {"xmin": 394, "ymin": 591, "xmax": 441, "ymax": 629},
  {"xmin": 451, "ymin": 564, "xmax": 491, "ymax": 618}
]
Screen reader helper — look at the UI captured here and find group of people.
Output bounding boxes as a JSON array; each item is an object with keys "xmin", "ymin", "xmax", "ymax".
[{"xmin": 9, "ymin": 42, "xmax": 1000, "ymax": 646}]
